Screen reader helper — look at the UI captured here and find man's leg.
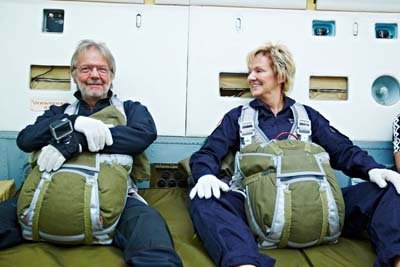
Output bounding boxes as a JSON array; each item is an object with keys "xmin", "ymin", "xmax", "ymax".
[
  {"xmin": 342, "ymin": 182, "xmax": 400, "ymax": 267},
  {"xmin": 0, "ymin": 197, "xmax": 23, "ymax": 248},
  {"xmin": 113, "ymin": 197, "xmax": 182, "ymax": 267},
  {"xmin": 189, "ymin": 191, "xmax": 276, "ymax": 267}
]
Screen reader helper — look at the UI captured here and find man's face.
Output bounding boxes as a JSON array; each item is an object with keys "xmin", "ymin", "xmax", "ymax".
[{"xmin": 74, "ymin": 47, "xmax": 113, "ymax": 103}]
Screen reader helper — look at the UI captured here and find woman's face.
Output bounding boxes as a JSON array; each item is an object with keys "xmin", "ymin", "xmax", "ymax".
[{"xmin": 247, "ymin": 53, "xmax": 283, "ymax": 100}]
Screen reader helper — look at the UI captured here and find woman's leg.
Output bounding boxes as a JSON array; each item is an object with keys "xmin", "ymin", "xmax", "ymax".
[{"xmin": 189, "ymin": 191, "xmax": 275, "ymax": 267}]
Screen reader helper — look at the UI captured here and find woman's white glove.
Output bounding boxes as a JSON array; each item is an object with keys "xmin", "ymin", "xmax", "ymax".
[
  {"xmin": 74, "ymin": 116, "xmax": 113, "ymax": 152},
  {"xmin": 189, "ymin": 174, "xmax": 230, "ymax": 199},
  {"xmin": 369, "ymin": 168, "xmax": 400, "ymax": 194},
  {"xmin": 37, "ymin": 145, "xmax": 66, "ymax": 172}
]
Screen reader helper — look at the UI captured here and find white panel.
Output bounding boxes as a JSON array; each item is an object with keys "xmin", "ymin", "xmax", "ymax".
[
  {"xmin": 0, "ymin": 1, "xmax": 188, "ymax": 136},
  {"xmin": 317, "ymin": 0, "xmax": 400, "ymax": 13},
  {"xmin": 186, "ymin": 6, "xmax": 400, "ymax": 141},
  {"xmin": 155, "ymin": 0, "xmax": 189, "ymax": 5},
  {"xmin": 190, "ymin": 0, "xmax": 306, "ymax": 9}
]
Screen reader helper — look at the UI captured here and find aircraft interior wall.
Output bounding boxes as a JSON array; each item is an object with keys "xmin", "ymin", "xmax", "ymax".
[{"xmin": 1, "ymin": 0, "xmax": 399, "ymax": 141}]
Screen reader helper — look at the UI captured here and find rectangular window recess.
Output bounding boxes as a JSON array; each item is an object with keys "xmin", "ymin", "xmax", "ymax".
[
  {"xmin": 309, "ymin": 76, "xmax": 348, "ymax": 100},
  {"xmin": 219, "ymin": 72, "xmax": 251, "ymax": 97},
  {"xmin": 30, "ymin": 65, "xmax": 71, "ymax": 90}
]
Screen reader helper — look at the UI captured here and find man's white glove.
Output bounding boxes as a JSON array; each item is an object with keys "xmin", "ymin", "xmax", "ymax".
[
  {"xmin": 189, "ymin": 174, "xmax": 230, "ymax": 199},
  {"xmin": 74, "ymin": 116, "xmax": 113, "ymax": 152},
  {"xmin": 369, "ymin": 168, "xmax": 400, "ymax": 194},
  {"xmin": 37, "ymin": 145, "xmax": 66, "ymax": 172}
]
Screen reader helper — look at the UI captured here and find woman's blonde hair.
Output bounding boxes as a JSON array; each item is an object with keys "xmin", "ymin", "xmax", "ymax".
[{"xmin": 247, "ymin": 42, "xmax": 296, "ymax": 95}]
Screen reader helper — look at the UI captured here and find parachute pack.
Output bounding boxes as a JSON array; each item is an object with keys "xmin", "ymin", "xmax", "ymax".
[
  {"xmin": 18, "ymin": 99, "xmax": 133, "ymax": 245},
  {"xmin": 235, "ymin": 103, "xmax": 345, "ymax": 248}
]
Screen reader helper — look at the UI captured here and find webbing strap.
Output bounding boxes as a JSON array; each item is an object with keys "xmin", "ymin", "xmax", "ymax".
[
  {"xmin": 32, "ymin": 180, "xmax": 51, "ymax": 241},
  {"xmin": 239, "ymin": 103, "xmax": 269, "ymax": 148},
  {"xmin": 239, "ymin": 102, "xmax": 311, "ymax": 149},
  {"xmin": 318, "ymin": 188, "xmax": 329, "ymax": 245},
  {"xmin": 291, "ymin": 103, "xmax": 312, "ymax": 142},
  {"xmin": 84, "ymin": 183, "xmax": 93, "ymax": 244},
  {"xmin": 278, "ymin": 190, "xmax": 292, "ymax": 248},
  {"xmin": 65, "ymin": 96, "xmax": 126, "ymax": 124},
  {"xmin": 239, "ymin": 104, "xmax": 256, "ymax": 147}
]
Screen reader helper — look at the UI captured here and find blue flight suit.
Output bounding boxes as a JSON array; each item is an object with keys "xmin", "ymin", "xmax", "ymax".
[
  {"xmin": 189, "ymin": 96, "xmax": 399, "ymax": 267},
  {"xmin": 0, "ymin": 90, "xmax": 183, "ymax": 267}
]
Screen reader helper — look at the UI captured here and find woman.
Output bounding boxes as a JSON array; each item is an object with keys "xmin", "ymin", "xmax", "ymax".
[{"xmin": 189, "ymin": 42, "xmax": 400, "ymax": 267}]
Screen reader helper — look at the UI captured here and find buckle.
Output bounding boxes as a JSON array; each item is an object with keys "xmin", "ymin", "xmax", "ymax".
[
  {"xmin": 296, "ymin": 119, "xmax": 312, "ymax": 141},
  {"xmin": 240, "ymin": 121, "xmax": 255, "ymax": 146}
]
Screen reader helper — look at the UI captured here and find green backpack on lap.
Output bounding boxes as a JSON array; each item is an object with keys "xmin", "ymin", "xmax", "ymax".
[
  {"xmin": 18, "ymin": 101, "xmax": 133, "ymax": 245},
  {"xmin": 238, "ymin": 140, "xmax": 344, "ymax": 248},
  {"xmin": 233, "ymin": 103, "xmax": 345, "ymax": 248}
]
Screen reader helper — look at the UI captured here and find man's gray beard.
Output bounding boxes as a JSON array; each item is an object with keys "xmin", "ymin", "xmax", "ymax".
[{"xmin": 76, "ymin": 82, "xmax": 111, "ymax": 99}]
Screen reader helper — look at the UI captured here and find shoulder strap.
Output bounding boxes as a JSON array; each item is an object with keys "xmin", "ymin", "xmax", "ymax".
[
  {"xmin": 238, "ymin": 102, "xmax": 312, "ymax": 147},
  {"xmin": 64, "ymin": 95, "xmax": 127, "ymax": 125},
  {"xmin": 109, "ymin": 95, "xmax": 127, "ymax": 123},
  {"xmin": 238, "ymin": 103, "xmax": 269, "ymax": 149},
  {"xmin": 290, "ymin": 103, "xmax": 312, "ymax": 142},
  {"xmin": 64, "ymin": 100, "xmax": 79, "ymax": 115}
]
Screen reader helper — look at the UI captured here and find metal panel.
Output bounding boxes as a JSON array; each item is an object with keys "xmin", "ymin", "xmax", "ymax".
[
  {"xmin": 0, "ymin": 1, "xmax": 189, "ymax": 136},
  {"xmin": 186, "ymin": 6, "xmax": 400, "ymax": 141}
]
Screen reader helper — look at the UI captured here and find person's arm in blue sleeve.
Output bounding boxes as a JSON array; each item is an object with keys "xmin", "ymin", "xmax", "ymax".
[
  {"xmin": 101, "ymin": 101, "xmax": 157, "ymax": 155},
  {"xmin": 306, "ymin": 106, "xmax": 384, "ymax": 180},
  {"xmin": 190, "ymin": 107, "xmax": 241, "ymax": 182},
  {"xmin": 16, "ymin": 104, "xmax": 86, "ymax": 153}
]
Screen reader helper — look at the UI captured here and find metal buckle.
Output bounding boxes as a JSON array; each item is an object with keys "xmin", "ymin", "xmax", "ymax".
[{"xmin": 296, "ymin": 119, "xmax": 312, "ymax": 141}]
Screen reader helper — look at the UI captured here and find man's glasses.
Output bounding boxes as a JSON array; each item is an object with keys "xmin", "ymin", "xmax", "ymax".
[{"xmin": 75, "ymin": 65, "xmax": 110, "ymax": 76}]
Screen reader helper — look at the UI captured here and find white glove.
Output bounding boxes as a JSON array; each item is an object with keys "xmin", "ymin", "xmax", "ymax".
[
  {"xmin": 37, "ymin": 145, "xmax": 66, "ymax": 172},
  {"xmin": 74, "ymin": 116, "xmax": 113, "ymax": 152},
  {"xmin": 189, "ymin": 174, "xmax": 230, "ymax": 199},
  {"xmin": 369, "ymin": 168, "xmax": 400, "ymax": 194}
]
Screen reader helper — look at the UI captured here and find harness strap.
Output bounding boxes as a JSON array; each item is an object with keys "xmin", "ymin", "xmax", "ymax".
[
  {"xmin": 279, "ymin": 189, "xmax": 292, "ymax": 248},
  {"xmin": 32, "ymin": 179, "xmax": 51, "ymax": 241},
  {"xmin": 239, "ymin": 102, "xmax": 312, "ymax": 149},
  {"xmin": 291, "ymin": 103, "xmax": 312, "ymax": 142},
  {"xmin": 315, "ymin": 153, "xmax": 341, "ymax": 237},
  {"xmin": 64, "ymin": 95, "xmax": 126, "ymax": 124},
  {"xmin": 84, "ymin": 182, "xmax": 93, "ymax": 244},
  {"xmin": 239, "ymin": 103, "xmax": 270, "ymax": 148},
  {"xmin": 318, "ymin": 188, "xmax": 329, "ymax": 245}
]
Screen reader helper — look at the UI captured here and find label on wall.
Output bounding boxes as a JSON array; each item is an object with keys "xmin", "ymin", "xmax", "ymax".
[{"xmin": 30, "ymin": 98, "xmax": 67, "ymax": 111}]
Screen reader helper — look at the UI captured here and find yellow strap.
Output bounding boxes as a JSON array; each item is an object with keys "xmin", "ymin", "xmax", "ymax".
[
  {"xmin": 32, "ymin": 180, "xmax": 50, "ymax": 241},
  {"xmin": 318, "ymin": 189, "xmax": 329, "ymax": 245},
  {"xmin": 83, "ymin": 183, "xmax": 93, "ymax": 244},
  {"xmin": 279, "ymin": 189, "xmax": 292, "ymax": 248}
]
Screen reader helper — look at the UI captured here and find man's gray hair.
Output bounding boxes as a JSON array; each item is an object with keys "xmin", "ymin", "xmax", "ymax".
[{"xmin": 70, "ymin": 39, "xmax": 116, "ymax": 79}]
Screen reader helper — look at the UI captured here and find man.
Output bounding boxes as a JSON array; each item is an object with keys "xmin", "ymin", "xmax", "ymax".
[{"xmin": 0, "ymin": 39, "xmax": 182, "ymax": 267}]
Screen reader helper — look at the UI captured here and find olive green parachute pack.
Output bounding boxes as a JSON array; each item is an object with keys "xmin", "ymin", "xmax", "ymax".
[
  {"xmin": 18, "ymin": 97, "xmax": 137, "ymax": 245},
  {"xmin": 233, "ymin": 103, "xmax": 345, "ymax": 248}
]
